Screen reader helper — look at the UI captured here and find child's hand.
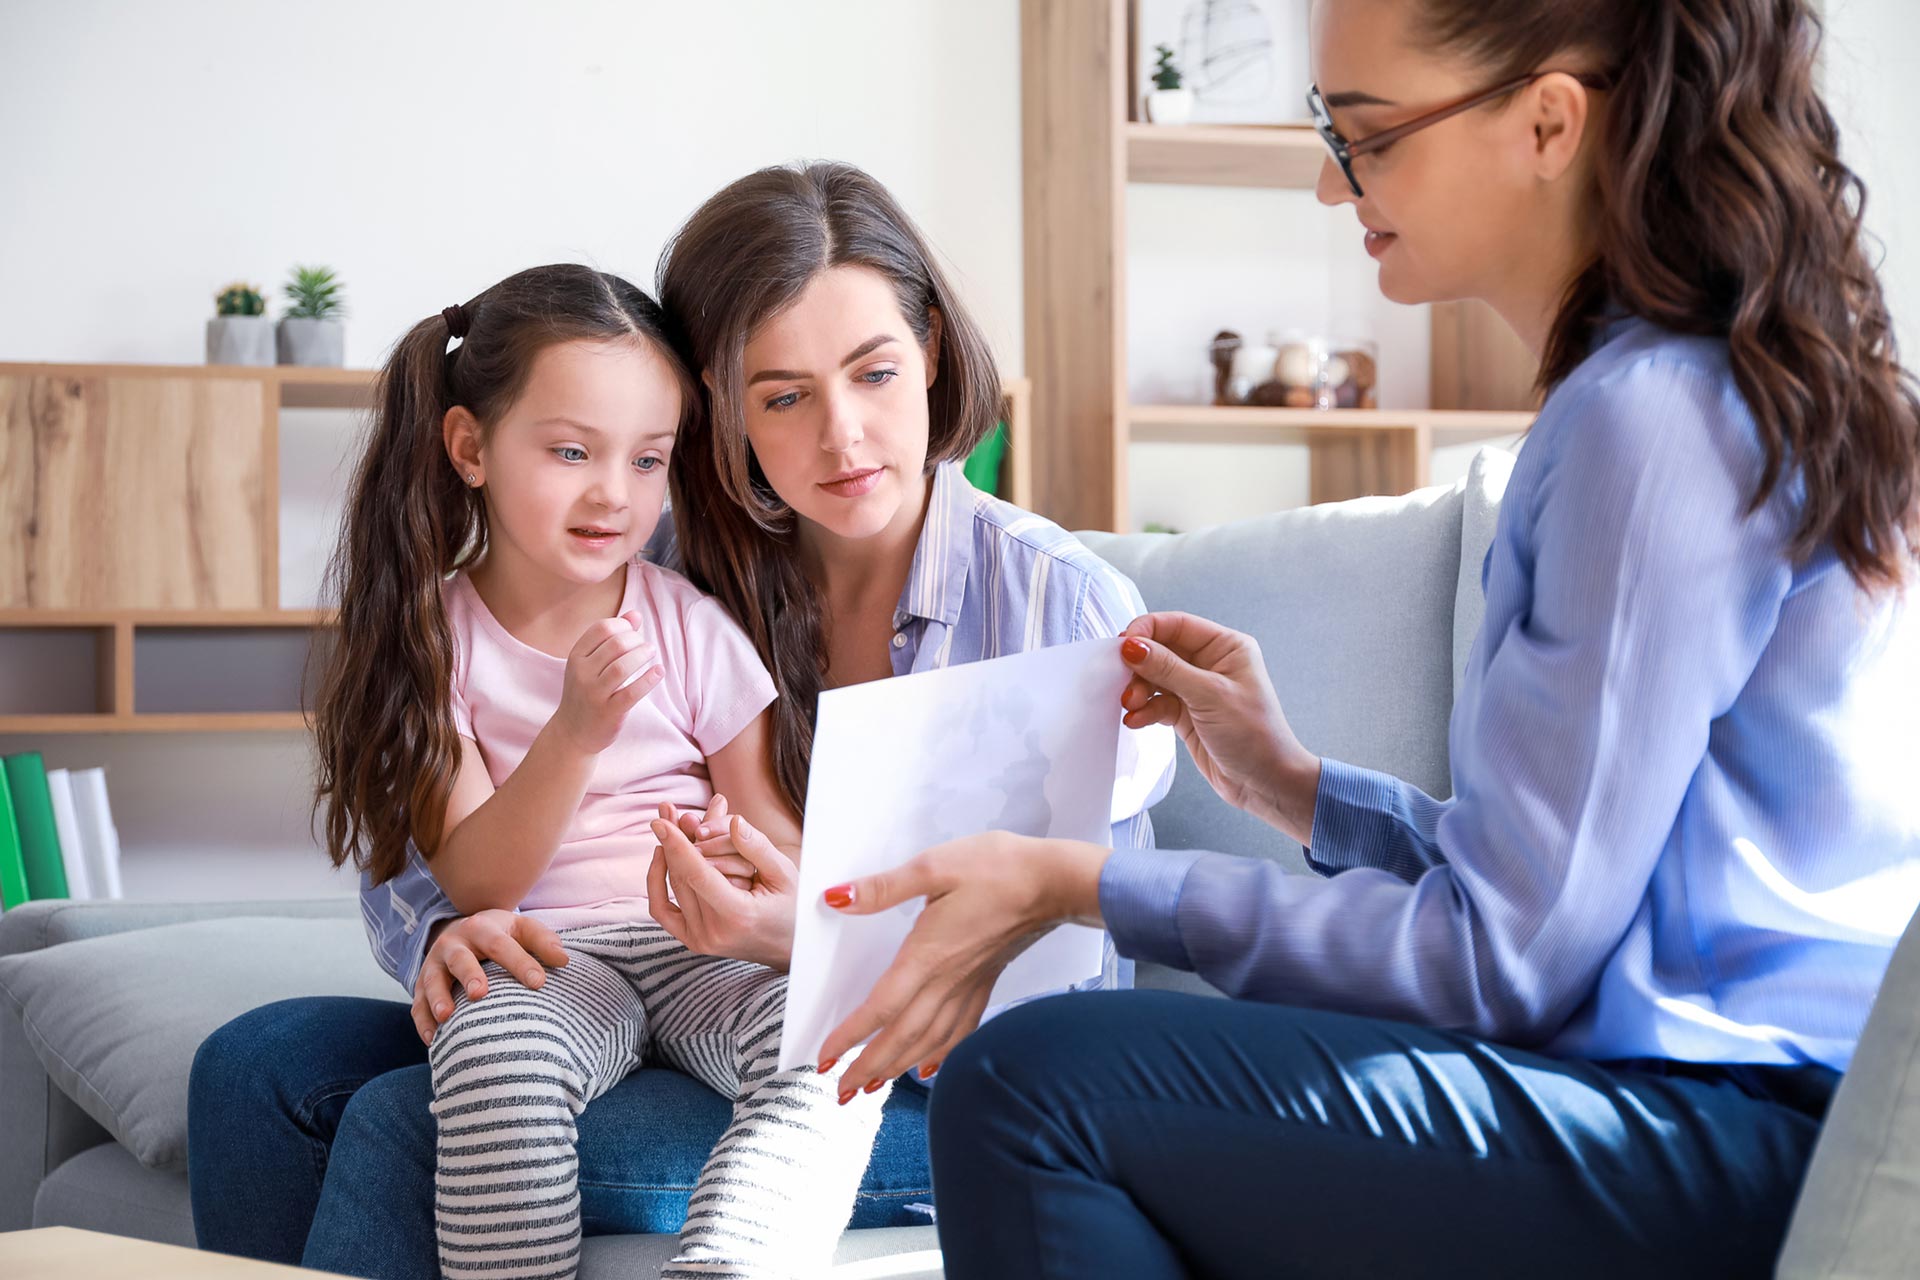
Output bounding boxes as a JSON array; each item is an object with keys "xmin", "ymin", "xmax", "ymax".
[
  {"xmin": 552, "ymin": 610, "xmax": 663, "ymax": 755},
  {"xmin": 660, "ymin": 796, "xmax": 757, "ymax": 890}
]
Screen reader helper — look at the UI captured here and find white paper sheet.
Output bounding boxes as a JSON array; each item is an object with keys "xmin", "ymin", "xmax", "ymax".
[{"xmin": 778, "ymin": 638, "xmax": 1130, "ymax": 1072}]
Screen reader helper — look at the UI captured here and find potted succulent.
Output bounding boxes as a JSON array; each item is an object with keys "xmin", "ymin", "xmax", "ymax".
[
  {"xmin": 205, "ymin": 282, "xmax": 274, "ymax": 366},
  {"xmin": 1146, "ymin": 43, "xmax": 1195, "ymax": 124},
  {"xmin": 276, "ymin": 265, "xmax": 347, "ymax": 366}
]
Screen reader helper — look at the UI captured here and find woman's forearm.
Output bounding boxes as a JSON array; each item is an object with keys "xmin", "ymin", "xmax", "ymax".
[
  {"xmin": 1041, "ymin": 838, "xmax": 1117, "ymax": 929},
  {"xmin": 433, "ymin": 721, "xmax": 598, "ymax": 914},
  {"xmin": 1243, "ymin": 751, "xmax": 1323, "ymax": 847}
]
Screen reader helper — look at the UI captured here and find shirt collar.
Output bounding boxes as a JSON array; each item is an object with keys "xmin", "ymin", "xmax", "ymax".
[
  {"xmin": 1593, "ymin": 304, "xmax": 1640, "ymax": 351},
  {"xmin": 894, "ymin": 462, "xmax": 979, "ymax": 630}
]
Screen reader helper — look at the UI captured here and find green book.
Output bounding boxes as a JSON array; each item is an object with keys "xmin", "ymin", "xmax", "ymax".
[
  {"xmin": 0, "ymin": 767, "xmax": 29, "ymax": 910},
  {"xmin": 2, "ymin": 753, "xmax": 69, "ymax": 901}
]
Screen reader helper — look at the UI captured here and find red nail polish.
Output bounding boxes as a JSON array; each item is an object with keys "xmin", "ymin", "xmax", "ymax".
[
  {"xmin": 863, "ymin": 1079, "xmax": 883, "ymax": 1094},
  {"xmin": 816, "ymin": 1057, "xmax": 839, "ymax": 1074},
  {"xmin": 838, "ymin": 1089, "xmax": 855, "ymax": 1106},
  {"xmin": 824, "ymin": 884, "xmax": 855, "ymax": 909},
  {"xmin": 919, "ymin": 1060, "xmax": 941, "ymax": 1079},
  {"xmin": 1121, "ymin": 637, "xmax": 1150, "ymax": 663}
]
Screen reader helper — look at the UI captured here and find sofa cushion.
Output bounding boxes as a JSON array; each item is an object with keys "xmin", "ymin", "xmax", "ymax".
[
  {"xmin": 1775, "ymin": 900, "xmax": 1920, "ymax": 1278},
  {"xmin": 1081, "ymin": 475, "xmax": 1468, "ymax": 873},
  {"xmin": 0, "ymin": 916, "xmax": 401, "ymax": 1172},
  {"xmin": 32, "ymin": 1141, "xmax": 196, "ymax": 1247}
]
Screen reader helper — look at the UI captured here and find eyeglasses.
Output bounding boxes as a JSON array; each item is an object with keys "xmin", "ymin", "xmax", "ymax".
[{"xmin": 1308, "ymin": 71, "xmax": 1612, "ymax": 198}]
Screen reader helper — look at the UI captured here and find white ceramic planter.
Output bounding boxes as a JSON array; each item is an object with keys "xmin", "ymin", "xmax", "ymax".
[
  {"xmin": 1145, "ymin": 87, "xmax": 1195, "ymax": 124},
  {"xmin": 276, "ymin": 317, "xmax": 345, "ymax": 367},
  {"xmin": 205, "ymin": 315, "xmax": 275, "ymax": 366}
]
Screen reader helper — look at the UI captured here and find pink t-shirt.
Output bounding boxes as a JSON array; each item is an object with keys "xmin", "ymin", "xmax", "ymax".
[{"xmin": 445, "ymin": 556, "xmax": 777, "ymax": 930}]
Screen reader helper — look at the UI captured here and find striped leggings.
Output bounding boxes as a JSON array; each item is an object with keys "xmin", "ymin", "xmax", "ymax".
[{"xmin": 428, "ymin": 920, "xmax": 891, "ymax": 1280}]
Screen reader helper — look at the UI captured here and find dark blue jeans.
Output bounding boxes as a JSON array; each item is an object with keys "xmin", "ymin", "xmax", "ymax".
[
  {"xmin": 929, "ymin": 990, "xmax": 1830, "ymax": 1279},
  {"xmin": 188, "ymin": 996, "xmax": 932, "ymax": 1277}
]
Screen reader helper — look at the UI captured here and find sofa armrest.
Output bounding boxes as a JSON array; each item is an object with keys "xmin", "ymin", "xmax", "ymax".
[{"xmin": 0, "ymin": 897, "xmax": 357, "ymax": 1229}]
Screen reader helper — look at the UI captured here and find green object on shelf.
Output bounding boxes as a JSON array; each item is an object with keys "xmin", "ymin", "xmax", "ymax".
[
  {"xmin": 2, "ymin": 752, "xmax": 67, "ymax": 901},
  {"xmin": 0, "ymin": 766, "xmax": 28, "ymax": 910},
  {"xmin": 963, "ymin": 420, "xmax": 1010, "ymax": 496}
]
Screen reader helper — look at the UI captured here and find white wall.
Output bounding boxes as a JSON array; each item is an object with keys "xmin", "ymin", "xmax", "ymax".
[
  {"xmin": 0, "ymin": 0, "xmax": 1914, "ymax": 899},
  {"xmin": 0, "ymin": 0, "xmax": 1025, "ymax": 371},
  {"xmin": 1826, "ymin": 0, "xmax": 1919, "ymax": 361}
]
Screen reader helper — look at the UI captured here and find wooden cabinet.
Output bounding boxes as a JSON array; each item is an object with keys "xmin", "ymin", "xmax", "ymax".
[
  {"xmin": 1, "ymin": 370, "xmax": 273, "ymax": 610},
  {"xmin": 0, "ymin": 363, "xmax": 368, "ymax": 733}
]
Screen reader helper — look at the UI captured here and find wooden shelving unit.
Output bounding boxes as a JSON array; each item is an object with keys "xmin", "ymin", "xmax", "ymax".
[
  {"xmin": 1124, "ymin": 122, "xmax": 1327, "ymax": 189},
  {"xmin": 1129, "ymin": 406, "xmax": 1538, "ymax": 436},
  {"xmin": 0, "ymin": 362, "xmax": 1033, "ymax": 734},
  {"xmin": 1131, "ymin": 406, "xmax": 1534, "ymax": 503},
  {"xmin": 1021, "ymin": 0, "xmax": 1539, "ymax": 532}
]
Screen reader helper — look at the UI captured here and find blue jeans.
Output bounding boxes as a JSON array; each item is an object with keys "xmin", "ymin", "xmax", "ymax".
[
  {"xmin": 188, "ymin": 996, "xmax": 933, "ymax": 1277},
  {"xmin": 929, "ymin": 990, "xmax": 1831, "ymax": 1279}
]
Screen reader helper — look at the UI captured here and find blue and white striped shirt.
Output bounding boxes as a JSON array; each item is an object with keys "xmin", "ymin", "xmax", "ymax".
[
  {"xmin": 1102, "ymin": 315, "xmax": 1920, "ymax": 1072},
  {"xmin": 363, "ymin": 462, "xmax": 1177, "ymax": 991}
]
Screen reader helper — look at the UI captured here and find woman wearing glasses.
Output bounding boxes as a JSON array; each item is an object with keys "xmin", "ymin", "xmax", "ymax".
[{"xmin": 812, "ymin": 0, "xmax": 1920, "ymax": 1274}]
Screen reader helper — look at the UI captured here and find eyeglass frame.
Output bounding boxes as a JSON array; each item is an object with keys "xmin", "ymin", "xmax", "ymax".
[{"xmin": 1308, "ymin": 70, "xmax": 1613, "ymax": 198}]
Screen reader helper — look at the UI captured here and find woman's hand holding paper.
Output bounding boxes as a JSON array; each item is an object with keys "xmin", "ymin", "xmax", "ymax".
[
  {"xmin": 813, "ymin": 832, "xmax": 1110, "ymax": 1097},
  {"xmin": 1119, "ymin": 614, "xmax": 1321, "ymax": 844}
]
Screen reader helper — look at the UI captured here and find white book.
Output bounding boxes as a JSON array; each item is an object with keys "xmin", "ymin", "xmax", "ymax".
[
  {"xmin": 70, "ymin": 768, "xmax": 123, "ymax": 900},
  {"xmin": 44, "ymin": 769, "xmax": 92, "ymax": 900}
]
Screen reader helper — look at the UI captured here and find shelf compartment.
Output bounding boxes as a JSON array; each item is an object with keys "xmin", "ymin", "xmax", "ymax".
[
  {"xmin": 0, "ymin": 626, "xmax": 112, "ymax": 716},
  {"xmin": 1129, "ymin": 406, "xmax": 1537, "ymax": 506},
  {"xmin": 132, "ymin": 624, "xmax": 332, "ymax": 716},
  {"xmin": 1125, "ymin": 123, "xmax": 1326, "ymax": 190}
]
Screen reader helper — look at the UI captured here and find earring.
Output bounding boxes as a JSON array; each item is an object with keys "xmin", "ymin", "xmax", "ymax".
[{"xmin": 466, "ymin": 473, "xmax": 477, "ymax": 486}]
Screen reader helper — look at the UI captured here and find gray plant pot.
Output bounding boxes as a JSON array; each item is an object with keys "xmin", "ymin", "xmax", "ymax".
[
  {"xmin": 205, "ymin": 315, "xmax": 276, "ymax": 366},
  {"xmin": 276, "ymin": 317, "xmax": 345, "ymax": 367}
]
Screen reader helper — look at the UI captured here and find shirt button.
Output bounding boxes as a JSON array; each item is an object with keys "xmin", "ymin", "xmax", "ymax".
[{"xmin": 891, "ymin": 633, "xmax": 907, "ymax": 649}]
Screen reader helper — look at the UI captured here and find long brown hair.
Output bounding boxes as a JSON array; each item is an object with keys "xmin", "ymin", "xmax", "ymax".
[
  {"xmin": 657, "ymin": 161, "xmax": 1001, "ymax": 811},
  {"xmin": 311, "ymin": 264, "xmax": 693, "ymax": 884},
  {"xmin": 1413, "ymin": 0, "xmax": 1919, "ymax": 591}
]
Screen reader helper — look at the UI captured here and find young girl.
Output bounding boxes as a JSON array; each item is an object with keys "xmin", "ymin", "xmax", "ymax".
[
  {"xmin": 311, "ymin": 263, "xmax": 894, "ymax": 1280},
  {"xmin": 817, "ymin": 1, "xmax": 1920, "ymax": 1276}
]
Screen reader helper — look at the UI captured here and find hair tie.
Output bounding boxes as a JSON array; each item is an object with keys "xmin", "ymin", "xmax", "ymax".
[{"xmin": 441, "ymin": 303, "xmax": 469, "ymax": 339}]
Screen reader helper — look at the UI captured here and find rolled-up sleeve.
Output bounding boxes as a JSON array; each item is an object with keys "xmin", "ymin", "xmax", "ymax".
[{"xmin": 359, "ymin": 840, "xmax": 462, "ymax": 994}]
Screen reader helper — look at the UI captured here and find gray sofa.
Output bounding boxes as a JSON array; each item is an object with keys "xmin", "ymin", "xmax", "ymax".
[{"xmin": 4, "ymin": 447, "xmax": 1915, "ymax": 1277}]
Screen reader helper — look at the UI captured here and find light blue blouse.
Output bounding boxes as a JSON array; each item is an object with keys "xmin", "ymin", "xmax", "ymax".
[{"xmin": 1103, "ymin": 316, "xmax": 1920, "ymax": 1072}]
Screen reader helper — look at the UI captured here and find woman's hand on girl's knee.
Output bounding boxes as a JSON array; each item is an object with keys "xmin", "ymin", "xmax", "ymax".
[
  {"xmin": 410, "ymin": 909, "xmax": 569, "ymax": 1045},
  {"xmin": 647, "ymin": 807, "xmax": 798, "ymax": 971}
]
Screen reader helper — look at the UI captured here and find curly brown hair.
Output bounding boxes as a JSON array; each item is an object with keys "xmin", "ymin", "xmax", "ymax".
[
  {"xmin": 310, "ymin": 264, "xmax": 694, "ymax": 885},
  {"xmin": 1414, "ymin": 0, "xmax": 1919, "ymax": 592}
]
